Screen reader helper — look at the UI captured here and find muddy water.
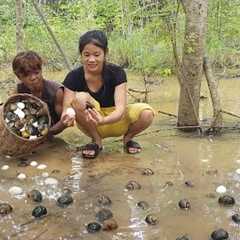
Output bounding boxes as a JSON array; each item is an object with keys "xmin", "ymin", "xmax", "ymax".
[{"xmin": 0, "ymin": 70, "xmax": 240, "ymax": 239}]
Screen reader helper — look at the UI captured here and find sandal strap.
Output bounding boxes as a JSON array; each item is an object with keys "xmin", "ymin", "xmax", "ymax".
[
  {"xmin": 125, "ymin": 140, "xmax": 141, "ymax": 149},
  {"xmin": 82, "ymin": 143, "xmax": 102, "ymax": 159}
]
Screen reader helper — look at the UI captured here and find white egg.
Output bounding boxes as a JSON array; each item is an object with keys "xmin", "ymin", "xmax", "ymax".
[
  {"xmin": 32, "ymin": 121, "xmax": 39, "ymax": 128},
  {"xmin": 16, "ymin": 102, "xmax": 25, "ymax": 109},
  {"xmin": 37, "ymin": 164, "xmax": 47, "ymax": 170},
  {"xmin": 14, "ymin": 108, "xmax": 25, "ymax": 119},
  {"xmin": 1, "ymin": 165, "xmax": 9, "ymax": 170},
  {"xmin": 66, "ymin": 107, "xmax": 76, "ymax": 118},
  {"xmin": 44, "ymin": 177, "xmax": 58, "ymax": 185},
  {"xmin": 216, "ymin": 185, "xmax": 227, "ymax": 194},
  {"xmin": 29, "ymin": 135, "xmax": 38, "ymax": 140},
  {"xmin": 9, "ymin": 186, "xmax": 23, "ymax": 195},
  {"xmin": 236, "ymin": 169, "xmax": 240, "ymax": 174},
  {"xmin": 17, "ymin": 173, "xmax": 26, "ymax": 180},
  {"xmin": 42, "ymin": 172, "xmax": 49, "ymax": 178},
  {"xmin": 30, "ymin": 161, "xmax": 38, "ymax": 167}
]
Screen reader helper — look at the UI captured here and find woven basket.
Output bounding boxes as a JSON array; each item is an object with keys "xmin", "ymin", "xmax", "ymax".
[{"xmin": 0, "ymin": 93, "xmax": 51, "ymax": 156}]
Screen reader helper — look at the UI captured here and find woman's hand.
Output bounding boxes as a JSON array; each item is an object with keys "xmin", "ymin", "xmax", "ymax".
[{"xmin": 85, "ymin": 108, "xmax": 104, "ymax": 126}]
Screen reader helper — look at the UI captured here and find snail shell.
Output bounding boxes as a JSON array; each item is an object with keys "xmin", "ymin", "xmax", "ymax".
[
  {"xmin": 136, "ymin": 201, "xmax": 149, "ymax": 210},
  {"xmin": 28, "ymin": 190, "xmax": 43, "ymax": 203},
  {"xmin": 96, "ymin": 209, "xmax": 113, "ymax": 222},
  {"xmin": 211, "ymin": 228, "xmax": 229, "ymax": 240},
  {"xmin": 178, "ymin": 199, "xmax": 191, "ymax": 210},
  {"xmin": 142, "ymin": 168, "xmax": 154, "ymax": 176},
  {"xmin": 102, "ymin": 218, "xmax": 118, "ymax": 231},
  {"xmin": 57, "ymin": 194, "xmax": 73, "ymax": 208},
  {"xmin": 218, "ymin": 195, "xmax": 235, "ymax": 206},
  {"xmin": 32, "ymin": 205, "xmax": 47, "ymax": 218},
  {"xmin": 232, "ymin": 213, "xmax": 240, "ymax": 224},
  {"xmin": 0, "ymin": 203, "xmax": 13, "ymax": 216},
  {"xmin": 145, "ymin": 214, "xmax": 158, "ymax": 225},
  {"xmin": 176, "ymin": 235, "xmax": 191, "ymax": 240},
  {"xmin": 86, "ymin": 222, "xmax": 101, "ymax": 233},
  {"xmin": 96, "ymin": 194, "xmax": 112, "ymax": 206},
  {"xmin": 125, "ymin": 180, "xmax": 141, "ymax": 190}
]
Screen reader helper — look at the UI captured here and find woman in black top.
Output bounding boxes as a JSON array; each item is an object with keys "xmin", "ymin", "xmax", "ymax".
[{"xmin": 62, "ymin": 30, "xmax": 154, "ymax": 158}]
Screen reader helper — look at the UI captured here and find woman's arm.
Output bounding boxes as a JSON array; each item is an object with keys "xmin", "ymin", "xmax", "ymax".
[{"xmin": 88, "ymin": 82, "xmax": 127, "ymax": 125}]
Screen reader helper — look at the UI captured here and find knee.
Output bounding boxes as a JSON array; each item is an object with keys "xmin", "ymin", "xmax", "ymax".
[
  {"xmin": 72, "ymin": 92, "xmax": 90, "ymax": 111},
  {"xmin": 139, "ymin": 109, "xmax": 154, "ymax": 125}
]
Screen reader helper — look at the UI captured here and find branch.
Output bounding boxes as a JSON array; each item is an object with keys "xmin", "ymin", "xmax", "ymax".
[
  {"xmin": 32, "ymin": 0, "xmax": 72, "ymax": 71},
  {"xmin": 158, "ymin": 110, "xmax": 177, "ymax": 118},
  {"xmin": 128, "ymin": 88, "xmax": 150, "ymax": 94},
  {"xmin": 221, "ymin": 110, "xmax": 240, "ymax": 119}
]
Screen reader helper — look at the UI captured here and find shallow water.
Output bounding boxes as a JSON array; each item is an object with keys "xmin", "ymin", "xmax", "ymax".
[{"xmin": 0, "ymin": 71, "xmax": 240, "ymax": 239}]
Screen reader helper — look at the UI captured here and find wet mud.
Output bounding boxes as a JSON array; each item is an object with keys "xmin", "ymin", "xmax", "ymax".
[{"xmin": 0, "ymin": 71, "xmax": 240, "ymax": 239}]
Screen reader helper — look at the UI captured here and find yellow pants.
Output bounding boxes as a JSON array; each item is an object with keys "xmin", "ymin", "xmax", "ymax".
[{"xmin": 87, "ymin": 101, "xmax": 155, "ymax": 138}]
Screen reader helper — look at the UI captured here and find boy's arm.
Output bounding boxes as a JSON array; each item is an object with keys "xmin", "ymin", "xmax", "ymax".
[{"xmin": 48, "ymin": 88, "xmax": 68, "ymax": 136}]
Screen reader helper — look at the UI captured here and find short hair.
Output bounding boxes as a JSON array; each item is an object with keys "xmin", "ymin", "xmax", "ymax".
[
  {"xmin": 12, "ymin": 51, "xmax": 42, "ymax": 77},
  {"xmin": 79, "ymin": 30, "xmax": 108, "ymax": 54}
]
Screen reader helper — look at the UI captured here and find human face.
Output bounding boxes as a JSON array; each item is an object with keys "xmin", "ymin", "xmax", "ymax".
[
  {"xmin": 81, "ymin": 43, "xmax": 105, "ymax": 74},
  {"xmin": 18, "ymin": 69, "xmax": 43, "ymax": 93}
]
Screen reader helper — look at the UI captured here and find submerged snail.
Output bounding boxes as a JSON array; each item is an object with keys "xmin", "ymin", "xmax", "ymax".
[
  {"xmin": 125, "ymin": 180, "xmax": 141, "ymax": 190},
  {"xmin": 62, "ymin": 188, "xmax": 72, "ymax": 195},
  {"xmin": 218, "ymin": 195, "xmax": 235, "ymax": 206},
  {"xmin": 145, "ymin": 214, "xmax": 158, "ymax": 225},
  {"xmin": 142, "ymin": 168, "xmax": 154, "ymax": 176},
  {"xmin": 96, "ymin": 194, "xmax": 112, "ymax": 206},
  {"xmin": 176, "ymin": 235, "xmax": 191, "ymax": 240},
  {"xmin": 57, "ymin": 193, "xmax": 73, "ymax": 208},
  {"xmin": 86, "ymin": 222, "xmax": 101, "ymax": 233},
  {"xmin": 211, "ymin": 228, "xmax": 229, "ymax": 240},
  {"xmin": 136, "ymin": 201, "xmax": 149, "ymax": 210},
  {"xmin": 184, "ymin": 180, "xmax": 194, "ymax": 188},
  {"xmin": 17, "ymin": 157, "xmax": 30, "ymax": 167},
  {"xmin": 28, "ymin": 190, "xmax": 43, "ymax": 203},
  {"xmin": 32, "ymin": 205, "xmax": 47, "ymax": 218},
  {"xmin": 96, "ymin": 209, "xmax": 113, "ymax": 222},
  {"xmin": 232, "ymin": 213, "xmax": 240, "ymax": 224},
  {"xmin": 178, "ymin": 199, "xmax": 191, "ymax": 210},
  {"xmin": 0, "ymin": 203, "xmax": 13, "ymax": 216},
  {"xmin": 102, "ymin": 218, "xmax": 118, "ymax": 231}
]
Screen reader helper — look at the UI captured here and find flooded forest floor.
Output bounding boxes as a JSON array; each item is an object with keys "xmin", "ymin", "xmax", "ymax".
[{"xmin": 0, "ymin": 68, "xmax": 240, "ymax": 239}]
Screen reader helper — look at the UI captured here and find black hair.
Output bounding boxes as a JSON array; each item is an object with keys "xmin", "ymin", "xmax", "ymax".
[
  {"xmin": 12, "ymin": 51, "xmax": 42, "ymax": 77},
  {"xmin": 79, "ymin": 30, "xmax": 108, "ymax": 54}
]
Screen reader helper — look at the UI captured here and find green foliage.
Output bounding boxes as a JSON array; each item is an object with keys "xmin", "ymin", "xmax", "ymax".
[
  {"xmin": 0, "ymin": 0, "xmax": 239, "ymax": 75},
  {"xmin": 109, "ymin": 28, "xmax": 173, "ymax": 76},
  {"xmin": 207, "ymin": 0, "xmax": 240, "ymax": 68},
  {"xmin": 94, "ymin": 0, "xmax": 122, "ymax": 32}
]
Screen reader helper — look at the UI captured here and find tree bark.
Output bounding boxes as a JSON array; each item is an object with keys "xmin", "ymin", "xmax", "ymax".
[
  {"xmin": 16, "ymin": 0, "xmax": 24, "ymax": 52},
  {"xmin": 177, "ymin": 0, "xmax": 208, "ymax": 129},
  {"xmin": 203, "ymin": 56, "xmax": 223, "ymax": 129}
]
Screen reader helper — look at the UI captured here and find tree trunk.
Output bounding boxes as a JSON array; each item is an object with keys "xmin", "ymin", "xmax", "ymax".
[
  {"xmin": 177, "ymin": 0, "xmax": 208, "ymax": 129},
  {"xmin": 16, "ymin": 0, "xmax": 24, "ymax": 52},
  {"xmin": 203, "ymin": 56, "xmax": 223, "ymax": 130}
]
